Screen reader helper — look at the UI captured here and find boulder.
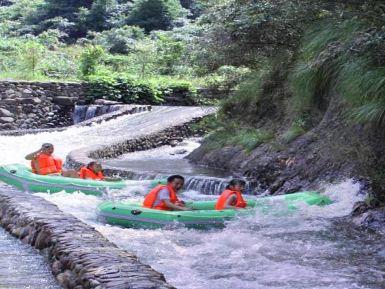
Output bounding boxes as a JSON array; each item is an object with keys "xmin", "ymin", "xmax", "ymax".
[
  {"xmin": 0, "ymin": 108, "xmax": 13, "ymax": 117},
  {"xmin": 20, "ymin": 98, "xmax": 37, "ymax": 104},
  {"xmin": 170, "ymin": 149, "xmax": 188, "ymax": 155},
  {"xmin": 0, "ymin": 117, "xmax": 15, "ymax": 123},
  {"xmin": 21, "ymin": 88, "xmax": 33, "ymax": 97},
  {"xmin": 33, "ymin": 97, "xmax": 42, "ymax": 104},
  {"xmin": 3, "ymin": 99, "xmax": 18, "ymax": 105},
  {"xmin": 53, "ymin": 96, "xmax": 76, "ymax": 106}
]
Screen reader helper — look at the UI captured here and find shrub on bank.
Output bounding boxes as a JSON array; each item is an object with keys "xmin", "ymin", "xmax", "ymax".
[{"xmin": 84, "ymin": 73, "xmax": 197, "ymax": 104}]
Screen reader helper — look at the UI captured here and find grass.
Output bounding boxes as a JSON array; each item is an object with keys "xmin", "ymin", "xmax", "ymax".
[
  {"xmin": 289, "ymin": 19, "xmax": 366, "ymax": 115},
  {"xmin": 282, "ymin": 120, "xmax": 306, "ymax": 143},
  {"xmin": 206, "ymin": 126, "xmax": 274, "ymax": 153},
  {"xmin": 337, "ymin": 57, "xmax": 385, "ymax": 126},
  {"xmin": 289, "ymin": 17, "xmax": 385, "ymax": 127},
  {"xmin": 219, "ymin": 70, "xmax": 268, "ymax": 123}
]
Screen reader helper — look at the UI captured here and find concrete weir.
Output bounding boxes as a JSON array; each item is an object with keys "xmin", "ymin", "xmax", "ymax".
[
  {"xmin": 0, "ymin": 188, "xmax": 175, "ymax": 289},
  {"xmin": 66, "ymin": 106, "xmax": 216, "ymax": 171}
]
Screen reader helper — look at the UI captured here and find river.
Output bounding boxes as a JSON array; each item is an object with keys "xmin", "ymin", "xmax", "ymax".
[{"xmin": 1, "ymin": 107, "xmax": 385, "ymax": 289}]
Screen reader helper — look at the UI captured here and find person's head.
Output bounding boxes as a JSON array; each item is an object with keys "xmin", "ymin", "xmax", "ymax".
[
  {"xmin": 226, "ymin": 179, "xmax": 246, "ymax": 192},
  {"xmin": 41, "ymin": 143, "xmax": 54, "ymax": 155},
  {"xmin": 87, "ymin": 161, "xmax": 103, "ymax": 173},
  {"xmin": 167, "ymin": 175, "xmax": 185, "ymax": 191}
]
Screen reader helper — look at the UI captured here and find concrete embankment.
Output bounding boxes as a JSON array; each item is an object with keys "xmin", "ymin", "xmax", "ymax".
[{"xmin": 67, "ymin": 106, "xmax": 216, "ymax": 174}]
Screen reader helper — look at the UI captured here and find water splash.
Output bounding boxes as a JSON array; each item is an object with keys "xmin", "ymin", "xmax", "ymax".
[{"xmin": 36, "ymin": 179, "xmax": 385, "ymax": 289}]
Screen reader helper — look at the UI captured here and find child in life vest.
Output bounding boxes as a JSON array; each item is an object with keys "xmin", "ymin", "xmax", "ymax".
[
  {"xmin": 215, "ymin": 179, "xmax": 247, "ymax": 210},
  {"xmin": 143, "ymin": 175, "xmax": 189, "ymax": 211},
  {"xmin": 79, "ymin": 161, "xmax": 121, "ymax": 181}
]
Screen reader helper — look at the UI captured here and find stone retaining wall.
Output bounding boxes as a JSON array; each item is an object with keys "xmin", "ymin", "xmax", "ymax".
[
  {"xmin": 0, "ymin": 188, "xmax": 175, "ymax": 289},
  {"xmin": 0, "ymin": 80, "xmax": 85, "ymax": 130},
  {"xmin": 0, "ymin": 80, "xmax": 222, "ymax": 131}
]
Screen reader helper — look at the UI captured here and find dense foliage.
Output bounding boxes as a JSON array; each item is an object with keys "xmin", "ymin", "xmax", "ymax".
[{"xmin": 1, "ymin": 0, "xmax": 385, "ymax": 122}]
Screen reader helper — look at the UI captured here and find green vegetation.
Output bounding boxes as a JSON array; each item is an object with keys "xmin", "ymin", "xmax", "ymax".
[
  {"xmin": 290, "ymin": 18, "xmax": 385, "ymax": 129},
  {"xmin": 1, "ymin": 0, "xmax": 385, "ymax": 149},
  {"xmin": 206, "ymin": 126, "xmax": 273, "ymax": 153}
]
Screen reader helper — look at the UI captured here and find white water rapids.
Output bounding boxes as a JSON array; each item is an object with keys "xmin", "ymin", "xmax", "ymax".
[
  {"xmin": 1, "ymin": 106, "xmax": 385, "ymax": 289},
  {"xmin": 34, "ymin": 180, "xmax": 385, "ymax": 289}
]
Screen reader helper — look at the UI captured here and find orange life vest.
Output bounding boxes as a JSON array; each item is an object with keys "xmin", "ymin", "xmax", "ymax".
[
  {"xmin": 31, "ymin": 153, "xmax": 63, "ymax": 175},
  {"xmin": 79, "ymin": 167, "xmax": 104, "ymax": 180},
  {"xmin": 143, "ymin": 184, "xmax": 180, "ymax": 210},
  {"xmin": 215, "ymin": 189, "xmax": 247, "ymax": 210}
]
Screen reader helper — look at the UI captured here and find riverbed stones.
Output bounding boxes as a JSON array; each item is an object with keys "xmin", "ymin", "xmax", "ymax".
[
  {"xmin": 0, "ymin": 108, "xmax": 13, "ymax": 117},
  {"xmin": 53, "ymin": 96, "xmax": 77, "ymax": 106},
  {"xmin": 0, "ymin": 188, "xmax": 175, "ymax": 289},
  {"xmin": 0, "ymin": 116, "xmax": 14, "ymax": 123}
]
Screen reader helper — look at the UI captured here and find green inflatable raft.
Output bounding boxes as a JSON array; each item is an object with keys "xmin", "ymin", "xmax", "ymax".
[
  {"xmin": 0, "ymin": 164, "xmax": 148, "ymax": 195},
  {"xmin": 98, "ymin": 191, "xmax": 333, "ymax": 229}
]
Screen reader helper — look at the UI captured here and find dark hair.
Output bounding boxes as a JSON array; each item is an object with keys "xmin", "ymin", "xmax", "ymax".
[
  {"xmin": 167, "ymin": 175, "xmax": 185, "ymax": 183},
  {"xmin": 87, "ymin": 161, "xmax": 99, "ymax": 169},
  {"xmin": 226, "ymin": 179, "xmax": 246, "ymax": 190},
  {"xmin": 42, "ymin": 143, "xmax": 53, "ymax": 149}
]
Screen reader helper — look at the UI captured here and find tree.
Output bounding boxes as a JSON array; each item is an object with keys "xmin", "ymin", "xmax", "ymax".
[
  {"xmin": 131, "ymin": 38, "xmax": 157, "ymax": 77},
  {"xmin": 127, "ymin": 0, "xmax": 185, "ymax": 32},
  {"xmin": 155, "ymin": 32, "xmax": 185, "ymax": 74},
  {"xmin": 86, "ymin": 0, "xmax": 117, "ymax": 32},
  {"xmin": 18, "ymin": 40, "xmax": 45, "ymax": 76},
  {"xmin": 90, "ymin": 25, "xmax": 146, "ymax": 54},
  {"xmin": 79, "ymin": 45, "xmax": 104, "ymax": 77}
]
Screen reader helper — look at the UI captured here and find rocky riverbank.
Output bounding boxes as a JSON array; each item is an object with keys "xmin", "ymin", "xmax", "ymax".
[{"xmin": 187, "ymin": 94, "xmax": 385, "ymax": 230}]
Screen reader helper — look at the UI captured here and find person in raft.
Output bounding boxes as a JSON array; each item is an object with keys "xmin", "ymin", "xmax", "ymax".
[
  {"xmin": 215, "ymin": 179, "xmax": 247, "ymax": 210},
  {"xmin": 143, "ymin": 175, "xmax": 189, "ymax": 211},
  {"xmin": 25, "ymin": 143, "xmax": 78, "ymax": 177},
  {"xmin": 79, "ymin": 161, "xmax": 121, "ymax": 182}
]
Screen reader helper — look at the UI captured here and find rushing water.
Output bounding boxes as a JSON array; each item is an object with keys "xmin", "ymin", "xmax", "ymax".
[
  {"xmin": 104, "ymin": 138, "xmax": 239, "ymax": 194},
  {"xmin": 35, "ymin": 180, "xmax": 385, "ymax": 289},
  {"xmin": 2, "ymin": 106, "xmax": 385, "ymax": 289},
  {"xmin": 73, "ymin": 104, "xmax": 123, "ymax": 124},
  {"xmin": 0, "ymin": 225, "xmax": 61, "ymax": 289},
  {"xmin": 0, "ymin": 106, "xmax": 213, "ymax": 166}
]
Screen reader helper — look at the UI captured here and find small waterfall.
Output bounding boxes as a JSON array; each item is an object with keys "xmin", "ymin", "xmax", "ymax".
[
  {"xmin": 184, "ymin": 176, "xmax": 254, "ymax": 195},
  {"xmin": 105, "ymin": 168, "xmax": 255, "ymax": 195},
  {"xmin": 73, "ymin": 105, "xmax": 124, "ymax": 124},
  {"xmin": 85, "ymin": 106, "xmax": 98, "ymax": 120},
  {"xmin": 73, "ymin": 106, "xmax": 87, "ymax": 124}
]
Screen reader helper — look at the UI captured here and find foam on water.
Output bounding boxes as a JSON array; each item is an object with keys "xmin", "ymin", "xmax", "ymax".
[
  {"xmin": 2, "ymin": 108, "xmax": 384, "ymax": 289},
  {"xmin": 35, "ymin": 179, "xmax": 385, "ymax": 289}
]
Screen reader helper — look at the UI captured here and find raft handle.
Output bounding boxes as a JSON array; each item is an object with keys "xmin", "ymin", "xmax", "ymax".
[
  {"xmin": 131, "ymin": 210, "xmax": 142, "ymax": 216},
  {"xmin": 10, "ymin": 170, "xmax": 16, "ymax": 174}
]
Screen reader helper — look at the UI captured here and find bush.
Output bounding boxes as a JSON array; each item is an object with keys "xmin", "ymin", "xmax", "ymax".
[
  {"xmin": 204, "ymin": 65, "xmax": 251, "ymax": 91},
  {"xmin": 84, "ymin": 73, "xmax": 197, "ymax": 104},
  {"xmin": 89, "ymin": 25, "xmax": 146, "ymax": 54},
  {"xmin": 79, "ymin": 45, "xmax": 104, "ymax": 78}
]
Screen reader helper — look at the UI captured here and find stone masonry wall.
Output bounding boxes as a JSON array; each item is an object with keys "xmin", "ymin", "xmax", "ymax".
[
  {"xmin": 0, "ymin": 80, "xmax": 223, "ymax": 131},
  {"xmin": 0, "ymin": 80, "xmax": 85, "ymax": 130},
  {"xmin": 0, "ymin": 187, "xmax": 175, "ymax": 289}
]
